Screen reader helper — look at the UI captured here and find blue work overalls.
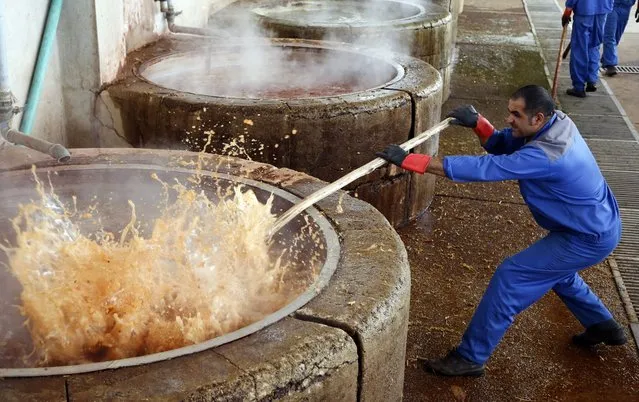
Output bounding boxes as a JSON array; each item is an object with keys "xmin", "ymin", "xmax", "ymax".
[
  {"xmin": 442, "ymin": 112, "xmax": 622, "ymax": 364},
  {"xmin": 566, "ymin": 0, "xmax": 614, "ymax": 91},
  {"xmin": 602, "ymin": 0, "xmax": 635, "ymax": 68}
]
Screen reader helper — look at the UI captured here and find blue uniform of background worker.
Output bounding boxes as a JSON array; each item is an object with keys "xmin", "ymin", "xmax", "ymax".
[
  {"xmin": 602, "ymin": 0, "xmax": 638, "ymax": 77},
  {"xmin": 562, "ymin": 0, "xmax": 613, "ymax": 97},
  {"xmin": 376, "ymin": 85, "xmax": 627, "ymax": 377}
]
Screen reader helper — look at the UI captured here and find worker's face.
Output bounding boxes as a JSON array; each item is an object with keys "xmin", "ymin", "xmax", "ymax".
[{"xmin": 505, "ymin": 98, "xmax": 546, "ymax": 137}]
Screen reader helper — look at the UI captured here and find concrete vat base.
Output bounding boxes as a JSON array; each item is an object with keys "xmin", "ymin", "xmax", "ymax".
[
  {"xmin": 104, "ymin": 36, "xmax": 443, "ymax": 227},
  {"xmin": 0, "ymin": 148, "xmax": 410, "ymax": 401}
]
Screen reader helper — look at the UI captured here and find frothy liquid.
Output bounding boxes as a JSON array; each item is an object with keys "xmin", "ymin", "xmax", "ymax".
[{"xmin": 3, "ymin": 168, "xmax": 319, "ymax": 366}]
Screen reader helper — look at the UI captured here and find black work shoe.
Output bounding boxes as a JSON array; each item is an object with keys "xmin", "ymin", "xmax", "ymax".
[
  {"xmin": 586, "ymin": 83, "xmax": 597, "ymax": 92},
  {"xmin": 566, "ymin": 88, "xmax": 587, "ymax": 98},
  {"xmin": 572, "ymin": 319, "xmax": 627, "ymax": 347},
  {"xmin": 604, "ymin": 66, "xmax": 618, "ymax": 77},
  {"xmin": 421, "ymin": 349, "xmax": 485, "ymax": 377}
]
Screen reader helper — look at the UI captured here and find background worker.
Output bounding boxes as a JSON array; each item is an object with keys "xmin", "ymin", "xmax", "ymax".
[
  {"xmin": 602, "ymin": 0, "xmax": 638, "ymax": 76},
  {"xmin": 562, "ymin": 0, "xmax": 613, "ymax": 97},
  {"xmin": 376, "ymin": 85, "xmax": 627, "ymax": 377}
]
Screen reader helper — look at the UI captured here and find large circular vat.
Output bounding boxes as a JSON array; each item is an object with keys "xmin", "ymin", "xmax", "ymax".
[
  {"xmin": 0, "ymin": 155, "xmax": 339, "ymax": 372},
  {"xmin": 210, "ymin": 0, "xmax": 455, "ymax": 100},
  {"xmin": 140, "ymin": 44, "xmax": 401, "ymax": 99},
  {"xmin": 0, "ymin": 148, "xmax": 410, "ymax": 401},
  {"xmin": 104, "ymin": 36, "xmax": 443, "ymax": 228}
]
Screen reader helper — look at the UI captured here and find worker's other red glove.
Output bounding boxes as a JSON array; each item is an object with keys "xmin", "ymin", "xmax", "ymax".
[
  {"xmin": 474, "ymin": 115, "xmax": 495, "ymax": 141},
  {"xmin": 562, "ymin": 8, "xmax": 572, "ymax": 26},
  {"xmin": 446, "ymin": 105, "xmax": 495, "ymax": 142},
  {"xmin": 376, "ymin": 144, "xmax": 432, "ymax": 174}
]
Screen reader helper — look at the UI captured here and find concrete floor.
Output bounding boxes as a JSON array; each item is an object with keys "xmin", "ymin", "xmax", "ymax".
[
  {"xmin": 606, "ymin": 3, "xmax": 639, "ymax": 135},
  {"xmin": 401, "ymin": 0, "xmax": 639, "ymax": 400}
]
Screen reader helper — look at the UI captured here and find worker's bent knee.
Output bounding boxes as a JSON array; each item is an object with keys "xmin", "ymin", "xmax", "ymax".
[{"xmin": 494, "ymin": 258, "xmax": 522, "ymax": 276}]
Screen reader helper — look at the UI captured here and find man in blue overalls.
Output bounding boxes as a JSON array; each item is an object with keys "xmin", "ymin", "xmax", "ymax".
[
  {"xmin": 376, "ymin": 85, "xmax": 626, "ymax": 376},
  {"xmin": 602, "ymin": 0, "xmax": 638, "ymax": 76},
  {"xmin": 562, "ymin": 0, "xmax": 613, "ymax": 97}
]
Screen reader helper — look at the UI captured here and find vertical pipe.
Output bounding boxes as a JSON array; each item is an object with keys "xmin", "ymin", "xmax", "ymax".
[
  {"xmin": 0, "ymin": 0, "xmax": 11, "ymax": 93},
  {"xmin": 19, "ymin": 0, "xmax": 64, "ymax": 135}
]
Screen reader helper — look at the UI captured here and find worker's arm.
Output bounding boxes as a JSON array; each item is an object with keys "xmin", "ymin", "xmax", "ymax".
[
  {"xmin": 423, "ymin": 157, "xmax": 446, "ymax": 177},
  {"xmin": 443, "ymin": 145, "xmax": 554, "ymax": 182},
  {"xmin": 447, "ymin": 105, "xmax": 525, "ymax": 155},
  {"xmin": 482, "ymin": 128, "xmax": 527, "ymax": 155},
  {"xmin": 374, "ymin": 142, "xmax": 554, "ymax": 181},
  {"xmin": 562, "ymin": 3, "xmax": 573, "ymax": 26}
]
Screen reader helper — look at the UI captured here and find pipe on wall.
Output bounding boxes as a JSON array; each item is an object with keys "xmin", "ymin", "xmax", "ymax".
[
  {"xmin": 158, "ymin": 0, "xmax": 229, "ymax": 39},
  {"xmin": 5, "ymin": 129, "xmax": 70, "ymax": 162},
  {"xmin": 0, "ymin": 0, "xmax": 70, "ymax": 162},
  {"xmin": 19, "ymin": 0, "xmax": 64, "ymax": 135}
]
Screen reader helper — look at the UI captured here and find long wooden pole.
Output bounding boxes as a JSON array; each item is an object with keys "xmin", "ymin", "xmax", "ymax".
[
  {"xmin": 551, "ymin": 25, "xmax": 568, "ymax": 100},
  {"xmin": 268, "ymin": 118, "xmax": 453, "ymax": 238}
]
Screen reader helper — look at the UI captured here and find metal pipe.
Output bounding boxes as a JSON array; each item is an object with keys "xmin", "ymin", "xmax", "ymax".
[
  {"xmin": 159, "ymin": 0, "xmax": 228, "ymax": 38},
  {"xmin": 0, "ymin": 1, "xmax": 69, "ymax": 162},
  {"xmin": 19, "ymin": 0, "xmax": 64, "ymax": 135},
  {"xmin": 5, "ymin": 129, "xmax": 70, "ymax": 162},
  {"xmin": 165, "ymin": 0, "xmax": 180, "ymax": 26}
]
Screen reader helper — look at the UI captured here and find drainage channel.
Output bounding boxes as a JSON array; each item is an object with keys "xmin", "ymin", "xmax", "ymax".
[
  {"xmin": 524, "ymin": 0, "xmax": 639, "ymax": 348},
  {"xmin": 611, "ymin": 66, "xmax": 639, "ymax": 75}
]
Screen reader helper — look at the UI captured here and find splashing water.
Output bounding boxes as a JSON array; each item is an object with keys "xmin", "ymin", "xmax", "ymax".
[{"xmin": 2, "ymin": 167, "xmax": 320, "ymax": 366}]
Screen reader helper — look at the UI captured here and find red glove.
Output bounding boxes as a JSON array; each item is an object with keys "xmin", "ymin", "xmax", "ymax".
[
  {"xmin": 447, "ymin": 105, "xmax": 495, "ymax": 142},
  {"xmin": 562, "ymin": 8, "xmax": 572, "ymax": 27},
  {"xmin": 474, "ymin": 115, "xmax": 495, "ymax": 142},
  {"xmin": 376, "ymin": 145, "xmax": 432, "ymax": 174},
  {"xmin": 401, "ymin": 153, "xmax": 432, "ymax": 174}
]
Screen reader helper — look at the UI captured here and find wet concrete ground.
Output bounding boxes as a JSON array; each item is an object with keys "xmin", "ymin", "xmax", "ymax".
[{"xmin": 400, "ymin": 0, "xmax": 639, "ymax": 399}]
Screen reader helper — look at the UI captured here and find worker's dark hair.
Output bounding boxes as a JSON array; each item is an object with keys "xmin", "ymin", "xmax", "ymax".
[{"xmin": 510, "ymin": 85, "xmax": 555, "ymax": 120}]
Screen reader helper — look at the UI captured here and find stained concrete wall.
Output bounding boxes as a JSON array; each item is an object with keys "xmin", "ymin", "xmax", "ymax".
[{"xmin": 1, "ymin": 0, "xmax": 218, "ymax": 148}]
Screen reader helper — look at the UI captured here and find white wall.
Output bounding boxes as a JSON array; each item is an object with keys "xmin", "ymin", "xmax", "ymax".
[{"xmin": 2, "ymin": 0, "xmax": 223, "ymax": 148}]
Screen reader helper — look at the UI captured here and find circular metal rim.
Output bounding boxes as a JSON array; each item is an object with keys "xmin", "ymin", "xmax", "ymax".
[
  {"xmin": 0, "ymin": 163, "xmax": 341, "ymax": 377},
  {"xmin": 137, "ymin": 41, "xmax": 406, "ymax": 101},
  {"xmin": 251, "ymin": 0, "xmax": 451, "ymax": 29},
  {"xmin": 251, "ymin": 0, "xmax": 428, "ymax": 26}
]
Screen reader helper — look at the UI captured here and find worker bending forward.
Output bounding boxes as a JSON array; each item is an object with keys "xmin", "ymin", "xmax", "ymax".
[{"xmin": 377, "ymin": 85, "xmax": 626, "ymax": 377}]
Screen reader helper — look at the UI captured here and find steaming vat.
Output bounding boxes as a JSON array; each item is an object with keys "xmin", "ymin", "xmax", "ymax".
[
  {"xmin": 104, "ymin": 36, "xmax": 443, "ymax": 227},
  {"xmin": 0, "ymin": 148, "xmax": 410, "ymax": 400},
  {"xmin": 243, "ymin": 0, "xmax": 455, "ymax": 100}
]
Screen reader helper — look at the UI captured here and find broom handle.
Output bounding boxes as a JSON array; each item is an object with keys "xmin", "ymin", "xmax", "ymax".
[
  {"xmin": 268, "ymin": 118, "xmax": 453, "ymax": 238},
  {"xmin": 552, "ymin": 25, "xmax": 568, "ymax": 100}
]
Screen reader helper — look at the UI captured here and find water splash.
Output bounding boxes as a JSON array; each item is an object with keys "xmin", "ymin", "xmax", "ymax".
[{"xmin": 2, "ymin": 167, "xmax": 321, "ymax": 366}]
